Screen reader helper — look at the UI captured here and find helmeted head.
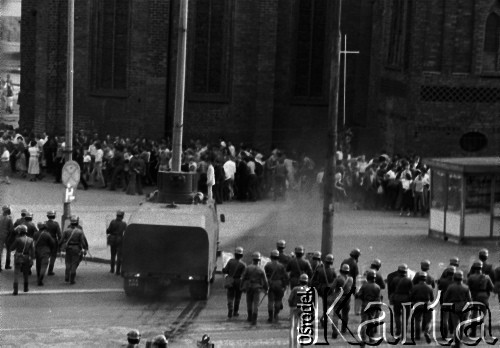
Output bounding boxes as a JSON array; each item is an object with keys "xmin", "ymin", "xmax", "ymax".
[
  {"xmin": 325, "ymin": 254, "xmax": 334, "ymax": 265},
  {"xmin": 445, "ymin": 266, "xmax": 457, "ymax": 277},
  {"xmin": 25, "ymin": 212, "xmax": 33, "ymax": 220},
  {"xmin": 366, "ymin": 269, "xmax": 377, "ymax": 281},
  {"xmin": 252, "ymin": 251, "xmax": 261, "ymax": 261},
  {"xmin": 70, "ymin": 215, "xmax": 79, "ymax": 225},
  {"xmin": 127, "ymin": 329, "xmax": 141, "ymax": 344},
  {"xmin": 340, "ymin": 264, "xmax": 350, "ymax": 274},
  {"xmin": 398, "ymin": 263, "xmax": 408, "ymax": 274},
  {"xmin": 472, "ymin": 260, "xmax": 483, "ymax": 271},
  {"xmin": 16, "ymin": 224, "xmax": 27, "ymax": 235},
  {"xmin": 299, "ymin": 273, "xmax": 309, "ymax": 284},
  {"xmin": 312, "ymin": 251, "xmax": 321, "ymax": 261},
  {"xmin": 200, "ymin": 334, "xmax": 210, "ymax": 344},
  {"xmin": 2, "ymin": 205, "xmax": 10, "ymax": 215},
  {"xmin": 453, "ymin": 270, "xmax": 464, "ymax": 282},
  {"xmin": 234, "ymin": 246, "xmax": 244, "ymax": 256},
  {"xmin": 450, "ymin": 257, "xmax": 459, "ymax": 267},
  {"xmin": 350, "ymin": 248, "xmax": 361, "ymax": 259},
  {"xmin": 416, "ymin": 271, "xmax": 427, "ymax": 281},
  {"xmin": 116, "ymin": 210, "xmax": 125, "ymax": 218},
  {"xmin": 270, "ymin": 249, "xmax": 280, "ymax": 259},
  {"xmin": 20, "ymin": 208, "xmax": 27, "ymax": 217},
  {"xmin": 46, "ymin": 210, "xmax": 56, "ymax": 218},
  {"xmin": 295, "ymin": 245, "xmax": 305, "ymax": 257},
  {"xmin": 37, "ymin": 222, "xmax": 46, "ymax": 230},
  {"xmin": 277, "ymin": 240, "xmax": 286, "ymax": 249},
  {"xmin": 479, "ymin": 249, "xmax": 488, "ymax": 262},
  {"xmin": 420, "ymin": 260, "xmax": 431, "ymax": 272},
  {"xmin": 371, "ymin": 259, "xmax": 382, "ymax": 270},
  {"xmin": 152, "ymin": 334, "xmax": 168, "ymax": 347}
]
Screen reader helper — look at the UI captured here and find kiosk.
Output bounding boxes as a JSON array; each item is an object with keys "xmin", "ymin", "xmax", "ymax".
[{"xmin": 425, "ymin": 157, "xmax": 500, "ymax": 244}]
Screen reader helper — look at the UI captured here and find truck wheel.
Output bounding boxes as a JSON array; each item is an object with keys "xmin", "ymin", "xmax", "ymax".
[{"xmin": 189, "ymin": 281, "xmax": 210, "ymax": 300}]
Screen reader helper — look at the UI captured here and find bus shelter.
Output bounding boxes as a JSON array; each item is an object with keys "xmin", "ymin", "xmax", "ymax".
[{"xmin": 425, "ymin": 157, "xmax": 500, "ymax": 244}]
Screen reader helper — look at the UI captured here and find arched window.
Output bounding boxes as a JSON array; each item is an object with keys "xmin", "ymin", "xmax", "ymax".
[{"xmin": 483, "ymin": 13, "xmax": 500, "ymax": 72}]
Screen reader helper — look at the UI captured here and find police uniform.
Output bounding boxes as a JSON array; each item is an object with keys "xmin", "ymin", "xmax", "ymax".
[
  {"xmin": 107, "ymin": 211, "xmax": 127, "ymax": 275},
  {"xmin": 389, "ymin": 264, "xmax": 412, "ymax": 337},
  {"xmin": 33, "ymin": 224, "xmax": 56, "ymax": 286},
  {"xmin": 0, "ymin": 205, "xmax": 14, "ymax": 270},
  {"xmin": 22, "ymin": 213, "xmax": 38, "ymax": 238},
  {"xmin": 443, "ymin": 271, "xmax": 472, "ymax": 347},
  {"xmin": 288, "ymin": 274, "xmax": 311, "ymax": 341},
  {"xmin": 10, "ymin": 226, "xmax": 35, "ymax": 294},
  {"xmin": 335, "ymin": 265, "xmax": 354, "ymax": 335},
  {"xmin": 356, "ymin": 270, "xmax": 381, "ymax": 342},
  {"xmin": 276, "ymin": 240, "xmax": 291, "ymax": 270},
  {"xmin": 222, "ymin": 248, "xmax": 246, "ymax": 318},
  {"xmin": 467, "ymin": 261, "xmax": 494, "ymax": 337},
  {"xmin": 438, "ymin": 266, "xmax": 456, "ymax": 337},
  {"xmin": 341, "ymin": 249, "xmax": 360, "ymax": 314},
  {"xmin": 60, "ymin": 217, "xmax": 89, "ymax": 284},
  {"xmin": 264, "ymin": 251, "xmax": 289, "ymax": 322},
  {"xmin": 286, "ymin": 246, "xmax": 313, "ymax": 289},
  {"xmin": 45, "ymin": 211, "xmax": 62, "ymax": 275},
  {"xmin": 413, "ymin": 260, "xmax": 435, "ymax": 289},
  {"xmin": 410, "ymin": 272, "xmax": 434, "ymax": 342},
  {"xmin": 311, "ymin": 256, "xmax": 337, "ymax": 298},
  {"xmin": 240, "ymin": 252, "xmax": 269, "ymax": 325}
]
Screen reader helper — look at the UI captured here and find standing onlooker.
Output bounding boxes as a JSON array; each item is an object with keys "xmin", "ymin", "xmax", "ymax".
[
  {"xmin": 400, "ymin": 172, "xmax": 413, "ymax": 216},
  {"xmin": 1, "ymin": 143, "xmax": 11, "ymax": 184},
  {"xmin": 223, "ymin": 156, "xmax": 236, "ymax": 201},
  {"xmin": 15, "ymin": 142, "xmax": 27, "ymax": 178},
  {"xmin": 412, "ymin": 170, "xmax": 425, "ymax": 216},
  {"xmin": 27, "ymin": 140, "xmax": 40, "ymax": 182},
  {"xmin": 206, "ymin": 157, "xmax": 215, "ymax": 201},
  {"xmin": 90, "ymin": 142, "xmax": 105, "ymax": 188}
]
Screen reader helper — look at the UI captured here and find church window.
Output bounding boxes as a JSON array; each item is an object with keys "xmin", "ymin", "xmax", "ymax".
[{"xmin": 482, "ymin": 13, "xmax": 500, "ymax": 72}]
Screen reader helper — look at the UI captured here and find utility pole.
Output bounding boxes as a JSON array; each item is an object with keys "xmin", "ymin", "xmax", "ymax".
[
  {"xmin": 321, "ymin": 0, "xmax": 342, "ymax": 257},
  {"xmin": 341, "ymin": 35, "xmax": 359, "ymax": 126},
  {"xmin": 171, "ymin": 0, "xmax": 188, "ymax": 172}
]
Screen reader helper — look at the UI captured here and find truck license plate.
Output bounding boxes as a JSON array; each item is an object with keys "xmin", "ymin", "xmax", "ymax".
[{"xmin": 128, "ymin": 278, "xmax": 139, "ymax": 287}]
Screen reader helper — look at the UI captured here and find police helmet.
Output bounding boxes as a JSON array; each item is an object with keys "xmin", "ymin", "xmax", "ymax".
[
  {"xmin": 449, "ymin": 257, "xmax": 459, "ymax": 267},
  {"xmin": 200, "ymin": 334, "xmax": 210, "ymax": 344},
  {"xmin": 271, "ymin": 249, "xmax": 280, "ymax": 258},
  {"xmin": 25, "ymin": 212, "xmax": 33, "ymax": 219},
  {"xmin": 479, "ymin": 248, "xmax": 488, "ymax": 257},
  {"xmin": 366, "ymin": 269, "xmax": 377, "ymax": 281},
  {"xmin": 398, "ymin": 264, "xmax": 408, "ymax": 272},
  {"xmin": 16, "ymin": 225, "xmax": 27, "ymax": 234},
  {"xmin": 445, "ymin": 266, "xmax": 456, "ymax": 276},
  {"xmin": 325, "ymin": 254, "xmax": 334, "ymax": 264},
  {"xmin": 20, "ymin": 209, "xmax": 28, "ymax": 216},
  {"xmin": 453, "ymin": 270, "xmax": 464, "ymax": 281},
  {"xmin": 127, "ymin": 329, "xmax": 141, "ymax": 340},
  {"xmin": 116, "ymin": 210, "xmax": 125, "ymax": 217},
  {"xmin": 46, "ymin": 210, "xmax": 56, "ymax": 217},
  {"xmin": 472, "ymin": 260, "xmax": 483, "ymax": 269},
  {"xmin": 152, "ymin": 334, "xmax": 168, "ymax": 346},
  {"xmin": 37, "ymin": 222, "xmax": 46, "ymax": 230},
  {"xmin": 421, "ymin": 260, "xmax": 431, "ymax": 271},
  {"xmin": 371, "ymin": 259, "xmax": 382, "ymax": 268},
  {"xmin": 295, "ymin": 245, "xmax": 305, "ymax": 254},
  {"xmin": 416, "ymin": 271, "xmax": 427, "ymax": 281},
  {"xmin": 350, "ymin": 248, "xmax": 361, "ymax": 258},
  {"xmin": 2, "ymin": 205, "xmax": 10, "ymax": 212},
  {"xmin": 277, "ymin": 240, "xmax": 286, "ymax": 249},
  {"xmin": 252, "ymin": 251, "xmax": 261, "ymax": 260},
  {"xmin": 299, "ymin": 274, "xmax": 309, "ymax": 284},
  {"xmin": 313, "ymin": 251, "xmax": 322, "ymax": 260},
  {"xmin": 340, "ymin": 264, "xmax": 350, "ymax": 273},
  {"xmin": 234, "ymin": 246, "xmax": 244, "ymax": 255},
  {"xmin": 70, "ymin": 215, "xmax": 79, "ymax": 223}
]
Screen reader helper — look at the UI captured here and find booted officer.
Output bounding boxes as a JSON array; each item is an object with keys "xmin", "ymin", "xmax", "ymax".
[
  {"xmin": 276, "ymin": 240, "xmax": 291, "ymax": 268},
  {"xmin": 126, "ymin": 329, "xmax": 141, "ymax": 348},
  {"xmin": 10, "ymin": 225, "xmax": 35, "ymax": 295},
  {"xmin": 264, "ymin": 249, "xmax": 289, "ymax": 322},
  {"xmin": 13, "ymin": 208, "xmax": 28, "ymax": 228},
  {"xmin": 222, "ymin": 246, "xmax": 246, "ymax": 318},
  {"xmin": 467, "ymin": 260, "xmax": 494, "ymax": 337},
  {"xmin": 60, "ymin": 215, "xmax": 89, "ymax": 284},
  {"xmin": 356, "ymin": 269, "xmax": 382, "ymax": 343},
  {"xmin": 288, "ymin": 274, "xmax": 310, "ymax": 331},
  {"xmin": 45, "ymin": 210, "xmax": 62, "ymax": 276},
  {"xmin": 410, "ymin": 271, "xmax": 434, "ymax": 343},
  {"xmin": 342, "ymin": 249, "xmax": 361, "ymax": 315},
  {"xmin": 413, "ymin": 260, "xmax": 435, "ymax": 288},
  {"xmin": 23, "ymin": 212, "xmax": 38, "ymax": 238},
  {"xmin": 311, "ymin": 254, "xmax": 337, "ymax": 298},
  {"xmin": 368, "ymin": 259, "xmax": 385, "ymax": 290},
  {"xmin": 389, "ymin": 264, "xmax": 413, "ymax": 337},
  {"xmin": 286, "ymin": 245, "xmax": 313, "ymax": 289},
  {"xmin": 337, "ymin": 263, "xmax": 354, "ymax": 334},
  {"xmin": 438, "ymin": 266, "xmax": 456, "ymax": 338},
  {"xmin": 106, "ymin": 210, "xmax": 127, "ymax": 275},
  {"xmin": 33, "ymin": 222, "xmax": 56, "ymax": 286},
  {"xmin": 443, "ymin": 270, "xmax": 471, "ymax": 347},
  {"xmin": 0, "ymin": 205, "xmax": 14, "ymax": 271},
  {"xmin": 240, "ymin": 251, "xmax": 269, "ymax": 325},
  {"xmin": 469, "ymin": 249, "xmax": 494, "ymax": 281}
]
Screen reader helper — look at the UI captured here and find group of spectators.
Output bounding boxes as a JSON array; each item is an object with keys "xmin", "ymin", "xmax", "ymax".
[{"xmin": 0, "ymin": 127, "xmax": 430, "ymax": 216}]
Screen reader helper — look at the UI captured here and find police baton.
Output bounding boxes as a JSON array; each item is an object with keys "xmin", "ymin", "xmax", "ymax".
[{"xmin": 258, "ymin": 291, "xmax": 268, "ymax": 307}]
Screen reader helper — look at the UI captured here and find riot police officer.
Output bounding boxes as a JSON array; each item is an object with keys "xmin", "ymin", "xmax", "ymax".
[
  {"xmin": 389, "ymin": 264, "xmax": 413, "ymax": 337},
  {"xmin": 467, "ymin": 260, "xmax": 494, "ymax": 338},
  {"xmin": 310, "ymin": 251, "xmax": 322, "ymax": 275},
  {"xmin": 341, "ymin": 248, "xmax": 361, "ymax": 314},
  {"xmin": 126, "ymin": 329, "xmax": 141, "ymax": 347},
  {"xmin": 0, "ymin": 204, "xmax": 14, "ymax": 271},
  {"xmin": 440, "ymin": 257, "xmax": 459, "ymax": 279},
  {"xmin": 288, "ymin": 273, "xmax": 310, "ymax": 338},
  {"xmin": 33, "ymin": 222, "xmax": 56, "ymax": 286},
  {"xmin": 356, "ymin": 269, "xmax": 382, "ymax": 343},
  {"xmin": 60, "ymin": 215, "xmax": 89, "ymax": 284},
  {"xmin": 276, "ymin": 239, "xmax": 291, "ymax": 268},
  {"xmin": 45, "ymin": 210, "xmax": 62, "ymax": 276},
  {"xmin": 13, "ymin": 208, "xmax": 27, "ymax": 228},
  {"xmin": 23, "ymin": 212, "xmax": 38, "ymax": 238},
  {"xmin": 443, "ymin": 270, "xmax": 471, "ymax": 347},
  {"xmin": 240, "ymin": 251, "xmax": 269, "ymax": 325},
  {"xmin": 337, "ymin": 263, "xmax": 354, "ymax": 335},
  {"xmin": 311, "ymin": 253, "xmax": 337, "ymax": 298},
  {"xmin": 286, "ymin": 245, "xmax": 313, "ymax": 289},
  {"xmin": 410, "ymin": 271, "xmax": 434, "ymax": 343},
  {"xmin": 368, "ymin": 259, "xmax": 385, "ymax": 290},
  {"xmin": 438, "ymin": 265, "xmax": 456, "ymax": 338},
  {"xmin": 10, "ymin": 225, "xmax": 35, "ymax": 295},
  {"xmin": 222, "ymin": 246, "xmax": 246, "ymax": 318},
  {"xmin": 264, "ymin": 249, "xmax": 289, "ymax": 323},
  {"xmin": 469, "ymin": 249, "xmax": 494, "ymax": 281},
  {"xmin": 413, "ymin": 260, "xmax": 435, "ymax": 288},
  {"xmin": 106, "ymin": 210, "xmax": 127, "ymax": 275}
]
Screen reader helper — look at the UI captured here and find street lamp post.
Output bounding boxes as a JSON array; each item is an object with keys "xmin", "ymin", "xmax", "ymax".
[{"xmin": 321, "ymin": 0, "xmax": 342, "ymax": 258}]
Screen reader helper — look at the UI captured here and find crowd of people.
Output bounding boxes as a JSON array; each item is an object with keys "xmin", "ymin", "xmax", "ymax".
[{"xmin": 0, "ymin": 127, "xmax": 431, "ymax": 216}]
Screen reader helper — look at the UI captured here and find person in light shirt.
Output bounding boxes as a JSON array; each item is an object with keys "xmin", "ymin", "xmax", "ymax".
[{"xmin": 223, "ymin": 156, "xmax": 236, "ymax": 200}]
